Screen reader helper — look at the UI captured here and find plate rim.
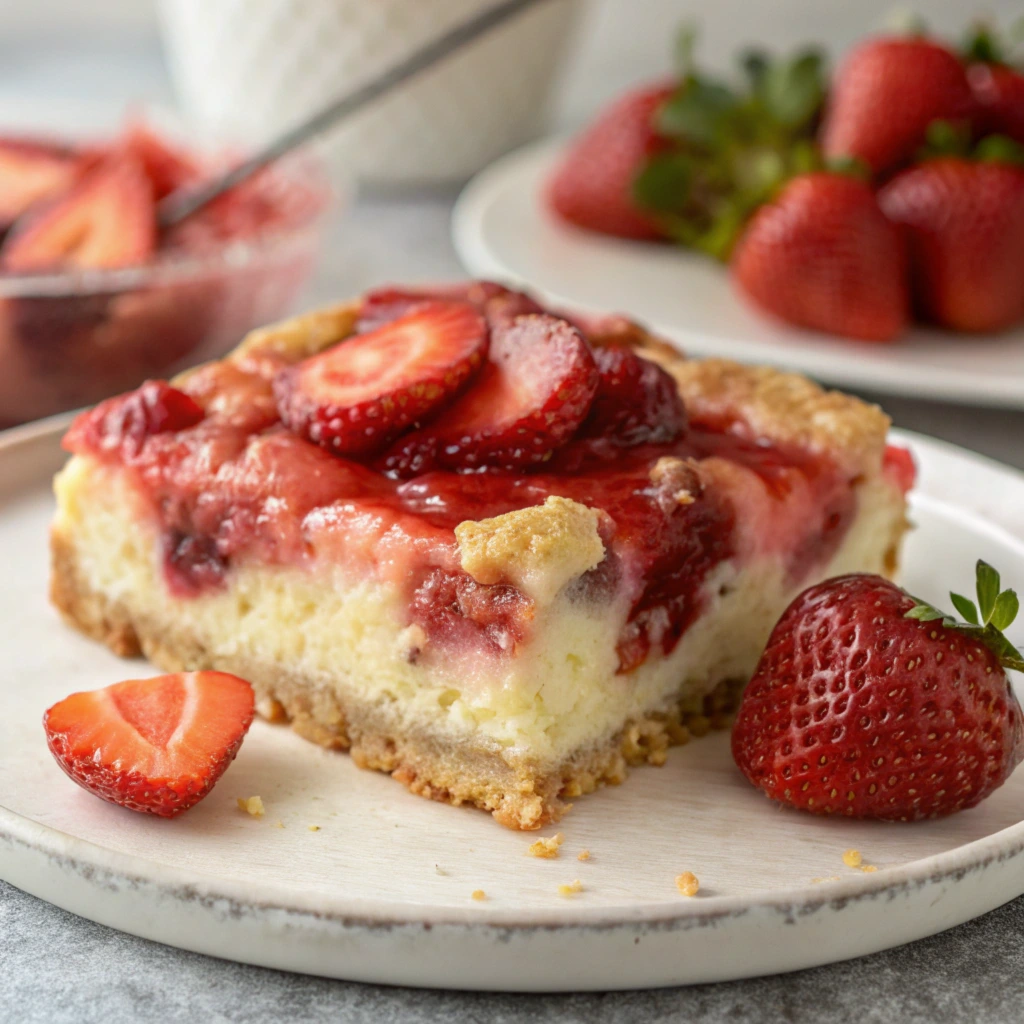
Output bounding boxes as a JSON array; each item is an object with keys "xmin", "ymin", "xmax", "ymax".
[
  {"xmin": 451, "ymin": 136, "xmax": 1024, "ymax": 410},
  {"xmin": 2, "ymin": 421, "xmax": 1024, "ymax": 936}
]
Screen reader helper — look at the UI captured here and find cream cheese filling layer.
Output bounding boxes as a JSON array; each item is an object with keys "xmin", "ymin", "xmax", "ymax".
[{"xmin": 54, "ymin": 456, "xmax": 906, "ymax": 766}]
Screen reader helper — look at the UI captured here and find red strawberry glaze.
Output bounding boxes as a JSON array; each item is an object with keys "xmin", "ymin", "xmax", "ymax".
[{"xmin": 64, "ymin": 357, "xmax": 862, "ymax": 672}]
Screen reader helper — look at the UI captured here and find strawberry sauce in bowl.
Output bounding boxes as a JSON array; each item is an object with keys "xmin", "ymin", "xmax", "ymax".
[{"xmin": 0, "ymin": 123, "xmax": 330, "ymax": 429}]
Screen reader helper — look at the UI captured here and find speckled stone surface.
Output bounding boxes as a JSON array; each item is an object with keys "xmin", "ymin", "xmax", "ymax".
[{"xmin": 4, "ymin": 878, "xmax": 1024, "ymax": 1023}]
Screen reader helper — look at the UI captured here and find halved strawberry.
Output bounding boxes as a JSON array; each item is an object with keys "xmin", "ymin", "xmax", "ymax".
[
  {"xmin": 2, "ymin": 152, "xmax": 155, "ymax": 272},
  {"xmin": 44, "ymin": 671, "xmax": 255, "ymax": 818},
  {"xmin": 357, "ymin": 281, "xmax": 542, "ymax": 333},
  {"xmin": 0, "ymin": 136, "xmax": 80, "ymax": 230},
  {"xmin": 579, "ymin": 345, "xmax": 686, "ymax": 446},
  {"xmin": 274, "ymin": 300, "xmax": 488, "ymax": 457},
  {"xmin": 381, "ymin": 314, "xmax": 599, "ymax": 476}
]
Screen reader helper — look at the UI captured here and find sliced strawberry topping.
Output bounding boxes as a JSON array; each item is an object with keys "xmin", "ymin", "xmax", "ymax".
[
  {"xmin": 274, "ymin": 300, "xmax": 487, "ymax": 457},
  {"xmin": 580, "ymin": 345, "xmax": 686, "ymax": 446},
  {"xmin": 64, "ymin": 379, "xmax": 205, "ymax": 458},
  {"xmin": 357, "ymin": 281, "xmax": 542, "ymax": 333},
  {"xmin": 0, "ymin": 136, "xmax": 80, "ymax": 230},
  {"xmin": 381, "ymin": 313, "xmax": 599, "ymax": 476},
  {"xmin": 44, "ymin": 671, "xmax": 255, "ymax": 818},
  {"xmin": 2, "ymin": 152, "xmax": 155, "ymax": 272}
]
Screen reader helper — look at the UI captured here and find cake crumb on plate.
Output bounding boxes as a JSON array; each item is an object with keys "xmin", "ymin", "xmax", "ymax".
[
  {"xmin": 471, "ymin": 889, "xmax": 486, "ymax": 901},
  {"xmin": 842, "ymin": 849, "xmax": 863, "ymax": 868},
  {"xmin": 577, "ymin": 849, "xmax": 591, "ymax": 862},
  {"xmin": 308, "ymin": 825, "xmax": 321, "ymax": 832},
  {"xmin": 676, "ymin": 872, "xmax": 700, "ymax": 897},
  {"xmin": 236, "ymin": 796, "xmax": 264, "ymax": 817},
  {"xmin": 558, "ymin": 880, "xmax": 584, "ymax": 897},
  {"xmin": 527, "ymin": 833, "xmax": 564, "ymax": 858}
]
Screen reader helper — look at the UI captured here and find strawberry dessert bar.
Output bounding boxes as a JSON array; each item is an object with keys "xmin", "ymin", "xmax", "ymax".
[{"xmin": 50, "ymin": 282, "xmax": 912, "ymax": 828}]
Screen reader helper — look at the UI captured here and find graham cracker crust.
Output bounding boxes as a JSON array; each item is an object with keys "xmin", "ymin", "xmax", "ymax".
[{"xmin": 50, "ymin": 527, "xmax": 739, "ymax": 830}]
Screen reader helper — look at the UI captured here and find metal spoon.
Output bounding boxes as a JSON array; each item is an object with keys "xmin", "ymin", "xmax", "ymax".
[{"xmin": 157, "ymin": 0, "xmax": 555, "ymax": 228}]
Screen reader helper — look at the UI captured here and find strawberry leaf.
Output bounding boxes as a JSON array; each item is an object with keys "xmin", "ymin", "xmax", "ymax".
[
  {"xmin": 908, "ymin": 563, "xmax": 1024, "ymax": 673},
  {"xmin": 905, "ymin": 603, "xmax": 949, "ymax": 623},
  {"xmin": 950, "ymin": 592, "xmax": 980, "ymax": 624},
  {"xmin": 922, "ymin": 119, "xmax": 972, "ymax": 158},
  {"xmin": 963, "ymin": 23, "xmax": 1003, "ymax": 64},
  {"xmin": 977, "ymin": 560, "xmax": 1001, "ymax": 624},
  {"xmin": 674, "ymin": 23, "xmax": 698, "ymax": 79},
  {"xmin": 759, "ymin": 49, "xmax": 826, "ymax": 130},
  {"xmin": 975, "ymin": 134, "xmax": 1024, "ymax": 167},
  {"xmin": 992, "ymin": 589, "xmax": 1020, "ymax": 632},
  {"xmin": 741, "ymin": 49, "xmax": 769, "ymax": 91},
  {"xmin": 632, "ymin": 153, "xmax": 693, "ymax": 213},
  {"xmin": 656, "ymin": 80, "xmax": 737, "ymax": 147},
  {"xmin": 981, "ymin": 629, "xmax": 1024, "ymax": 673}
]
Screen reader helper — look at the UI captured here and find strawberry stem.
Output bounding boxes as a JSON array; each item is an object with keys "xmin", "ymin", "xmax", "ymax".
[{"xmin": 905, "ymin": 560, "xmax": 1024, "ymax": 673}]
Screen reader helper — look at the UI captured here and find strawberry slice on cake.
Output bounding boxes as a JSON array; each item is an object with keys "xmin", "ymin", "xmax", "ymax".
[{"xmin": 50, "ymin": 282, "xmax": 913, "ymax": 829}]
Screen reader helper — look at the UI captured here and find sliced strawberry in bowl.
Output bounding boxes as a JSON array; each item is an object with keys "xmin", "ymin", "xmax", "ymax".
[
  {"xmin": 275, "ymin": 300, "xmax": 488, "ymax": 457},
  {"xmin": 122, "ymin": 121, "xmax": 203, "ymax": 199},
  {"xmin": 1, "ymin": 151, "xmax": 155, "ymax": 272},
  {"xmin": 0, "ymin": 136, "xmax": 80, "ymax": 232},
  {"xmin": 44, "ymin": 671, "xmax": 255, "ymax": 818},
  {"xmin": 579, "ymin": 345, "xmax": 687, "ymax": 446},
  {"xmin": 381, "ymin": 313, "xmax": 599, "ymax": 476}
]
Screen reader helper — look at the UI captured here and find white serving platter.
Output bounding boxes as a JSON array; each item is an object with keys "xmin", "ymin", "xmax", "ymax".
[
  {"xmin": 452, "ymin": 138, "xmax": 1024, "ymax": 409},
  {"xmin": 1, "ymin": 419, "xmax": 1024, "ymax": 991}
]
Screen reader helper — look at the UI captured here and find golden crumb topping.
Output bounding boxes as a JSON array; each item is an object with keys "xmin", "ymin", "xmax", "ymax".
[
  {"xmin": 675, "ymin": 871, "xmax": 700, "ymax": 897},
  {"xmin": 236, "ymin": 796, "xmax": 265, "ymax": 817},
  {"xmin": 646, "ymin": 353, "xmax": 890, "ymax": 475},
  {"xmin": 233, "ymin": 302, "xmax": 360, "ymax": 362},
  {"xmin": 456, "ymin": 495, "xmax": 606, "ymax": 605},
  {"xmin": 527, "ymin": 833, "xmax": 565, "ymax": 858}
]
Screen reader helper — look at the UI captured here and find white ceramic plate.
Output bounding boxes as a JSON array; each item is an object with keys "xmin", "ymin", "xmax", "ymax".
[
  {"xmin": 2, "ymin": 422, "xmax": 1024, "ymax": 992},
  {"xmin": 452, "ymin": 139, "xmax": 1024, "ymax": 409}
]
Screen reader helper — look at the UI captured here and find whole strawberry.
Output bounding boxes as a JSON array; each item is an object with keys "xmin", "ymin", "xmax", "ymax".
[
  {"xmin": 548, "ymin": 83, "xmax": 673, "ymax": 240},
  {"xmin": 732, "ymin": 562, "xmax": 1024, "ymax": 821},
  {"xmin": 821, "ymin": 36, "xmax": 975, "ymax": 175},
  {"xmin": 731, "ymin": 171, "xmax": 909, "ymax": 342},
  {"xmin": 879, "ymin": 155, "xmax": 1024, "ymax": 332},
  {"xmin": 964, "ymin": 25, "xmax": 1024, "ymax": 144}
]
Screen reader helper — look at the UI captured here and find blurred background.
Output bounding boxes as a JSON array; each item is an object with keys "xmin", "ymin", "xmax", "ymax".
[
  {"xmin": 6, "ymin": 1, "xmax": 1021, "ymax": 138},
  {"xmin": 0, "ymin": 0, "xmax": 1021, "ymax": 460}
]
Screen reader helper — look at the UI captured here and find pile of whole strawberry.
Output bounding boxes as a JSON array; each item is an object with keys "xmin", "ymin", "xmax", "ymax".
[{"xmin": 549, "ymin": 23, "xmax": 1024, "ymax": 342}]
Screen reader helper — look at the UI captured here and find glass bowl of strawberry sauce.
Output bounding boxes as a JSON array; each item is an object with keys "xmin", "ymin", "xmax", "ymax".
[{"xmin": 0, "ymin": 123, "xmax": 330, "ymax": 429}]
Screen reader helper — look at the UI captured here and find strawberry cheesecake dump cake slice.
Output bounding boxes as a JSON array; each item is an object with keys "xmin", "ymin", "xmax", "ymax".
[{"xmin": 50, "ymin": 282, "xmax": 912, "ymax": 829}]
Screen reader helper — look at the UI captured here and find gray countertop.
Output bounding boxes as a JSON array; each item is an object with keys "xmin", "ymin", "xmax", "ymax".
[{"xmin": 3, "ymin": 193, "xmax": 1024, "ymax": 1024}]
